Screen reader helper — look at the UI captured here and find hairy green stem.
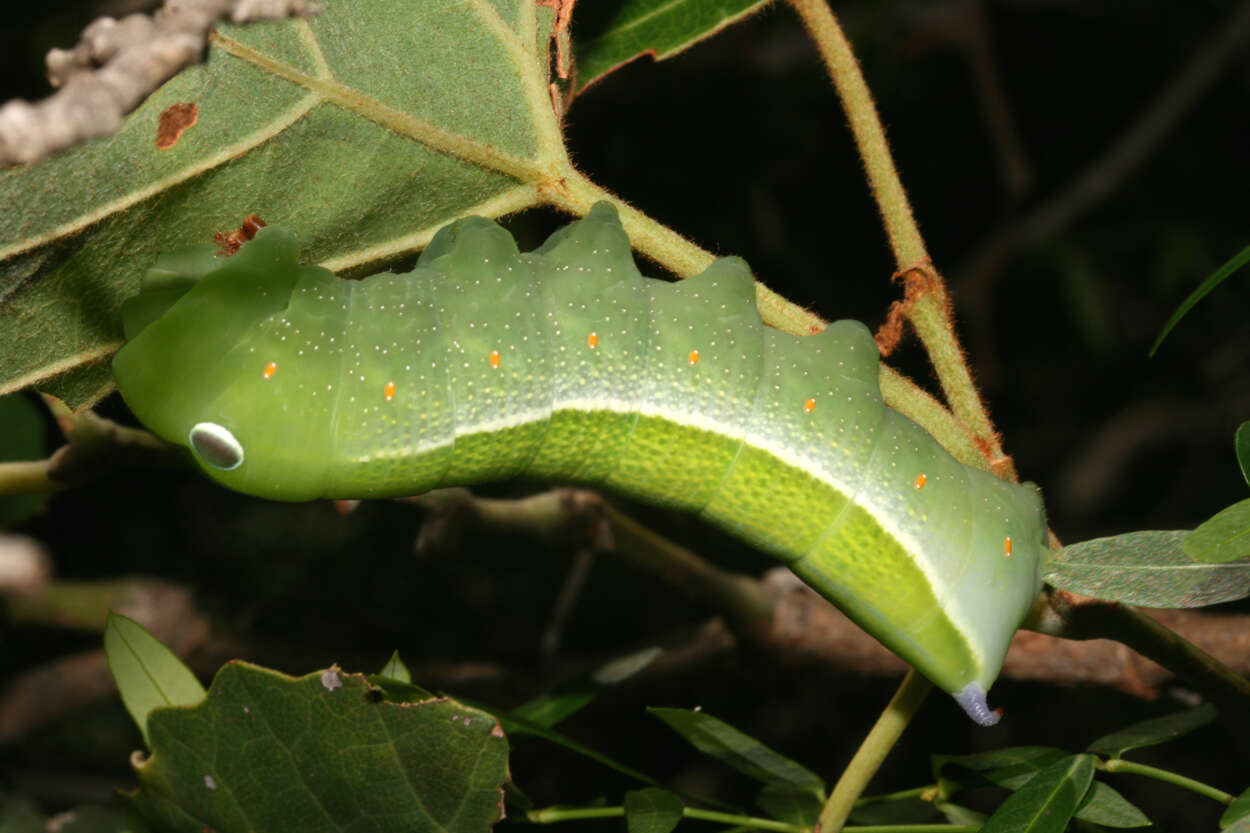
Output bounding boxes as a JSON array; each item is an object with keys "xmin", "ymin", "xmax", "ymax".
[{"xmin": 816, "ymin": 670, "xmax": 933, "ymax": 832}]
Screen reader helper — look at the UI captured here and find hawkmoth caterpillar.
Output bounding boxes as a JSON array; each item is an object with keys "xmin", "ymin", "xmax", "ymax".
[{"xmin": 112, "ymin": 202, "xmax": 1047, "ymax": 725}]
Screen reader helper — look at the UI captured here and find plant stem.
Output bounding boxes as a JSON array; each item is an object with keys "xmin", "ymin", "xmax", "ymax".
[
  {"xmin": 815, "ymin": 670, "xmax": 933, "ymax": 832},
  {"xmin": 524, "ymin": 805, "xmax": 805, "ymax": 831},
  {"xmin": 1101, "ymin": 758, "xmax": 1234, "ymax": 804}
]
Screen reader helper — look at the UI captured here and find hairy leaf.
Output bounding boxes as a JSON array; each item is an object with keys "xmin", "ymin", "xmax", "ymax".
[
  {"xmin": 0, "ymin": 0, "xmax": 561, "ymax": 408},
  {"xmin": 1045, "ymin": 531, "xmax": 1250, "ymax": 606}
]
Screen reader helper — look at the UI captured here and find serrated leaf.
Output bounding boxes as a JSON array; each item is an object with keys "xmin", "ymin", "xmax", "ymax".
[
  {"xmin": 0, "ymin": 393, "xmax": 47, "ymax": 527},
  {"xmin": 1087, "ymin": 704, "xmax": 1216, "ymax": 757},
  {"xmin": 756, "ymin": 783, "xmax": 822, "ymax": 825},
  {"xmin": 1045, "ymin": 531, "xmax": 1250, "ymax": 606},
  {"xmin": 979, "ymin": 754, "xmax": 1095, "ymax": 833},
  {"xmin": 378, "ymin": 649, "xmax": 412, "ymax": 683},
  {"xmin": 1222, "ymin": 786, "xmax": 1250, "ymax": 827},
  {"xmin": 126, "ymin": 662, "xmax": 509, "ymax": 833},
  {"xmin": 1074, "ymin": 781, "xmax": 1151, "ymax": 828},
  {"xmin": 648, "ymin": 707, "xmax": 824, "ymax": 795},
  {"xmin": 624, "ymin": 788, "xmax": 684, "ymax": 833},
  {"xmin": 572, "ymin": 0, "xmax": 770, "ymax": 94},
  {"xmin": 1237, "ymin": 422, "xmax": 1250, "ymax": 488},
  {"xmin": 1, "ymin": 0, "xmax": 562, "ymax": 408},
  {"xmin": 1184, "ymin": 498, "xmax": 1250, "ymax": 563},
  {"xmin": 1150, "ymin": 241, "xmax": 1250, "ymax": 356},
  {"xmin": 104, "ymin": 612, "xmax": 206, "ymax": 747}
]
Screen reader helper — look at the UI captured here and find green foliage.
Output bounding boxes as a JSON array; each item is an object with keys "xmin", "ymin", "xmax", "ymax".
[
  {"xmin": 1150, "ymin": 241, "xmax": 1250, "ymax": 356},
  {"xmin": 977, "ymin": 754, "xmax": 1095, "ymax": 833},
  {"xmin": 1086, "ymin": 703, "xmax": 1217, "ymax": 758},
  {"xmin": 571, "ymin": 0, "xmax": 770, "ymax": 93},
  {"xmin": 1044, "ymin": 530, "xmax": 1250, "ymax": 606},
  {"xmin": 1185, "ymin": 498, "xmax": 1250, "ymax": 564},
  {"xmin": 623, "ymin": 788, "xmax": 684, "ymax": 833},
  {"xmin": 1237, "ymin": 422, "xmax": 1250, "ymax": 487},
  {"xmin": 104, "ymin": 612, "xmax": 206, "ymax": 747},
  {"xmin": 123, "ymin": 663, "xmax": 509, "ymax": 832}
]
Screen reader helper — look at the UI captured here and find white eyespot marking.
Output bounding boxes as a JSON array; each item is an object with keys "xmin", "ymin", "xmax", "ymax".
[{"xmin": 189, "ymin": 423, "xmax": 244, "ymax": 471}]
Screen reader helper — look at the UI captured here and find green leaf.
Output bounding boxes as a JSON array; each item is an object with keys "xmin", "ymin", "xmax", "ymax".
[
  {"xmin": 1044, "ymin": 531, "xmax": 1250, "ymax": 606},
  {"xmin": 1237, "ymin": 422, "xmax": 1250, "ymax": 488},
  {"xmin": 936, "ymin": 803, "xmax": 988, "ymax": 825},
  {"xmin": 364, "ymin": 674, "xmax": 435, "ymax": 703},
  {"xmin": 126, "ymin": 662, "xmax": 509, "ymax": 833},
  {"xmin": 1222, "ymin": 786, "xmax": 1250, "ymax": 827},
  {"xmin": 377, "ymin": 649, "xmax": 412, "ymax": 683},
  {"xmin": 0, "ymin": 0, "xmax": 562, "ymax": 408},
  {"xmin": 648, "ymin": 707, "xmax": 825, "ymax": 795},
  {"xmin": 1150, "ymin": 241, "xmax": 1250, "ymax": 356},
  {"xmin": 510, "ymin": 691, "xmax": 597, "ymax": 729},
  {"xmin": 0, "ymin": 394, "xmax": 47, "ymax": 527},
  {"xmin": 104, "ymin": 611, "xmax": 206, "ymax": 747},
  {"xmin": 934, "ymin": 746, "xmax": 1069, "ymax": 787},
  {"xmin": 1184, "ymin": 498, "xmax": 1250, "ymax": 563},
  {"xmin": 1074, "ymin": 781, "xmax": 1151, "ymax": 828},
  {"xmin": 624, "ymin": 788, "xmax": 684, "ymax": 833},
  {"xmin": 1087, "ymin": 704, "xmax": 1216, "ymax": 757},
  {"xmin": 979, "ymin": 754, "xmax": 1096, "ymax": 833},
  {"xmin": 1227, "ymin": 816, "xmax": 1250, "ymax": 833},
  {"xmin": 755, "ymin": 783, "xmax": 822, "ymax": 826},
  {"xmin": 572, "ymin": 0, "xmax": 770, "ymax": 94}
]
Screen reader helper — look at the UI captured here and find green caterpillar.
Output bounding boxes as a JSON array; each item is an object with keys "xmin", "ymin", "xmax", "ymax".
[{"xmin": 113, "ymin": 202, "xmax": 1047, "ymax": 725}]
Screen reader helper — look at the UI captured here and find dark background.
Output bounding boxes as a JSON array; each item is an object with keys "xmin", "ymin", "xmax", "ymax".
[{"xmin": 2, "ymin": 1, "xmax": 1248, "ymax": 828}]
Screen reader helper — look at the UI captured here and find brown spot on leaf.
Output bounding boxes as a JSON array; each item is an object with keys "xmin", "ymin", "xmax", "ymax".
[{"xmin": 156, "ymin": 102, "xmax": 198, "ymax": 149}]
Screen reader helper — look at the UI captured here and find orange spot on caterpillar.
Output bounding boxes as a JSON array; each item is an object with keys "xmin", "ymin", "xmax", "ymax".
[
  {"xmin": 155, "ymin": 102, "xmax": 198, "ymax": 149},
  {"xmin": 1004, "ymin": 536, "xmax": 1013, "ymax": 557},
  {"xmin": 262, "ymin": 362, "xmax": 277, "ymax": 379},
  {"xmin": 587, "ymin": 331, "xmax": 599, "ymax": 349},
  {"xmin": 687, "ymin": 349, "xmax": 700, "ymax": 366},
  {"xmin": 489, "ymin": 350, "xmax": 501, "ymax": 369},
  {"xmin": 803, "ymin": 398, "xmax": 816, "ymax": 413},
  {"xmin": 384, "ymin": 381, "xmax": 396, "ymax": 401},
  {"xmin": 215, "ymin": 214, "xmax": 268, "ymax": 255},
  {"xmin": 914, "ymin": 473, "xmax": 927, "ymax": 489},
  {"xmin": 808, "ymin": 324, "xmax": 823, "ymax": 335}
]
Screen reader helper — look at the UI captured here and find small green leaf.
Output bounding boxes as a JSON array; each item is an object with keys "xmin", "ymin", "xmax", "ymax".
[
  {"xmin": 510, "ymin": 692, "xmax": 597, "ymax": 729},
  {"xmin": 1150, "ymin": 241, "xmax": 1250, "ymax": 356},
  {"xmin": 1236, "ymin": 422, "xmax": 1250, "ymax": 488},
  {"xmin": 126, "ymin": 663, "xmax": 509, "ymax": 833},
  {"xmin": 624, "ymin": 789, "xmax": 684, "ymax": 833},
  {"xmin": 1184, "ymin": 498, "xmax": 1250, "ymax": 563},
  {"xmin": 648, "ymin": 707, "xmax": 824, "ymax": 795},
  {"xmin": 756, "ymin": 783, "xmax": 822, "ymax": 825},
  {"xmin": 104, "ymin": 612, "xmax": 205, "ymax": 747},
  {"xmin": 1222, "ymin": 786, "xmax": 1250, "ymax": 827},
  {"xmin": 934, "ymin": 746, "xmax": 1068, "ymax": 785},
  {"xmin": 365, "ymin": 674, "xmax": 435, "ymax": 703},
  {"xmin": 572, "ymin": 0, "xmax": 770, "ymax": 94},
  {"xmin": 378, "ymin": 649, "xmax": 412, "ymax": 683},
  {"xmin": 936, "ymin": 803, "xmax": 988, "ymax": 825},
  {"xmin": 1087, "ymin": 704, "xmax": 1216, "ymax": 757},
  {"xmin": 1074, "ymin": 781, "xmax": 1151, "ymax": 828},
  {"xmin": 1045, "ymin": 531, "xmax": 1250, "ymax": 606},
  {"xmin": 979, "ymin": 754, "xmax": 1096, "ymax": 833}
]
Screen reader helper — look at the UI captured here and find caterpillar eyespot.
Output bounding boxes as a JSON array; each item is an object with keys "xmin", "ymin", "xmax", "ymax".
[{"xmin": 114, "ymin": 202, "xmax": 1047, "ymax": 726}]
